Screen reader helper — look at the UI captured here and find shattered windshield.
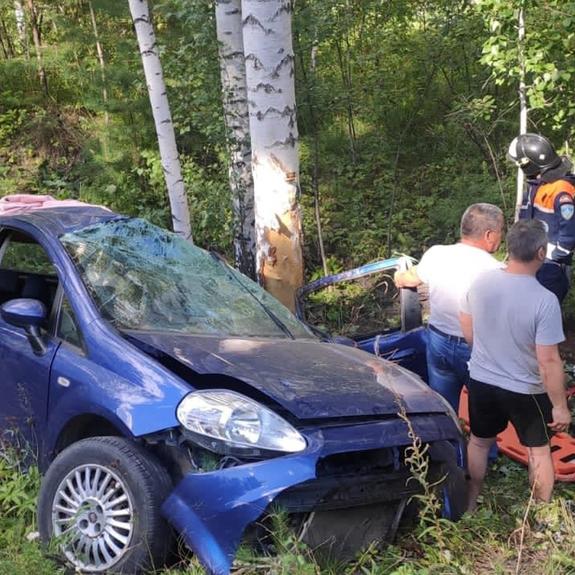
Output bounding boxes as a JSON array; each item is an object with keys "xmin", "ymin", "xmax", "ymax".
[{"xmin": 60, "ymin": 218, "xmax": 315, "ymax": 339}]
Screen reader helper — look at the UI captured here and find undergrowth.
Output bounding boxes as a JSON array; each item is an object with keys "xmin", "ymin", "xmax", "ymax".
[{"xmin": 1, "ymin": 443, "xmax": 575, "ymax": 575}]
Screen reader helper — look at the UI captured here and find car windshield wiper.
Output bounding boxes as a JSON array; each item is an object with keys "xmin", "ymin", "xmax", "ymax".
[{"xmin": 209, "ymin": 252, "xmax": 295, "ymax": 340}]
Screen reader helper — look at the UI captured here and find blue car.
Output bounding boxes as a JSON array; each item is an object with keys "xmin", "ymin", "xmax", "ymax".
[{"xmin": 0, "ymin": 204, "xmax": 465, "ymax": 575}]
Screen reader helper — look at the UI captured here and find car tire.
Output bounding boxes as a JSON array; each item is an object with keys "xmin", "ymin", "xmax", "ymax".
[
  {"xmin": 437, "ymin": 459, "xmax": 467, "ymax": 521},
  {"xmin": 38, "ymin": 436, "xmax": 173, "ymax": 574}
]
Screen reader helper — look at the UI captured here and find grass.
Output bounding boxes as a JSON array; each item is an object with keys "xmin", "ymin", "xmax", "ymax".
[{"xmin": 1, "ymin": 446, "xmax": 575, "ymax": 575}]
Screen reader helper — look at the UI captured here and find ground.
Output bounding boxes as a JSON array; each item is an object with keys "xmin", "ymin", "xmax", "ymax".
[{"xmin": 2, "ymin": 442, "xmax": 575, "ymax": 575}]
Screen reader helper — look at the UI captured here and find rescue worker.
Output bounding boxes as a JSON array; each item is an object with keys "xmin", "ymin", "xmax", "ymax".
[{"xmin": 508, "ymin": 133, "xmax": 575, "ymax": 302}]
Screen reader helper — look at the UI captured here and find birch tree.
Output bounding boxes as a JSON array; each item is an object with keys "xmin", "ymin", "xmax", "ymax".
[
  {"xmin": 215, "ymin": 0, "xmax": 256, "ymax": 279},
  {"xmin": 128, "ymin": 0, "xmax": 192, "ymax": 241},
  {"xmin": 241, "ymin": 0, "xmax": 304, "ymax": 310},
  {"xmin": 13, "ymin": 1, "xmax": 27, "ymax": 57}
]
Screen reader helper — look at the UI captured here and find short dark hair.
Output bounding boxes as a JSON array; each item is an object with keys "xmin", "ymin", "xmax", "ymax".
[
  {"xmin": 506, "ymin": 220, "xmax": 547, "ymax": 262},
  {"xmin": 460, "ymin": 203, "xmax": 504, "ymax": 239}
]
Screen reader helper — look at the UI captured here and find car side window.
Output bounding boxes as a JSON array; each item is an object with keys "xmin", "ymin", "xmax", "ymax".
[
  {"xmin": 57, "ymin": 297, "xmax": 83, "ymax": 350},
  {"xmin": 0, "ymin": 232, "xmax": 59, "ymax": 311},
  {"xmin": 1, "ymin": 236, "xmax": 56, "ymax": 275}
]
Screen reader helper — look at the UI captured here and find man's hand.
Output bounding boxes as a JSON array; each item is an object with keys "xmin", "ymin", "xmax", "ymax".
[
  {"xmin": 537, "ymin": 343, "xmax": 569, "ymax": 434},
  {"xmin": 548, "ymin": 405, "xmax": 571, "ymax": 433},
  {"xmin": 394, "ymin": 266, "xmax": 422, "ymax": 289}
]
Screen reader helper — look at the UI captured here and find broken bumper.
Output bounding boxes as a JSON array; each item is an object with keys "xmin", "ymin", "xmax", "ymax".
[{"xmin": 162, "ymin": 414, "xmax": 463, "ymax": 575}]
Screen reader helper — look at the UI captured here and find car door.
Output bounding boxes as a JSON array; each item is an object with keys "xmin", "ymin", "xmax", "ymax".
[
  {"xmin": 296, "ymin": 258, "xmax": 428, "ymax": 381},
  {"xmin": 0, "ymin": 229, "xmax": 61, "ymax": 455}
]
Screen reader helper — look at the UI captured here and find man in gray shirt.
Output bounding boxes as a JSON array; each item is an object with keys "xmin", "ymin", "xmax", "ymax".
[{"xmin": 460, "ymin": 220, "xmax": 571, "ymax": 511}]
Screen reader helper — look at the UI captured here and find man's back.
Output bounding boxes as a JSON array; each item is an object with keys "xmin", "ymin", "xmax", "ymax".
[
  {"xmin": 418, "ymin": 243, "xmax": 500, "ymax": 336},
  {"xmin": 464, "ymin": 268, "xmax": 563, "ymax": 394}
]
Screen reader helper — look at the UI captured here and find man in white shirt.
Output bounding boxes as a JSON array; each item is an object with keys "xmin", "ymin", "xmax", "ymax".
[
  {"xmin": 394, "ymin": 203, "xmax": 504, "ymax": 412},
  {"xmin": 460, "ymin": 220, "xmax": 571, "ymax": 510}
]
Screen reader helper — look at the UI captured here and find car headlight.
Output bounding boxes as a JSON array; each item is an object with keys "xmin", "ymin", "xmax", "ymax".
[{"xmin": 176, "ymin": 390, "xmax": 307, "ymax": 454}]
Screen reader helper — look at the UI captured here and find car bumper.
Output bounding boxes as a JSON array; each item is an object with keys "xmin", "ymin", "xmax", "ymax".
[{"xmin": 161, "ymin": 414, "xmax": 463, "ymax": 575}]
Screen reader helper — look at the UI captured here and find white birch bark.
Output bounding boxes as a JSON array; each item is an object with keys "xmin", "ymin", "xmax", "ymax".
[
  {"xmin": 515, "ymin": 4, "xmax": 528, "ymax": 222},
  {"xmin": 13, "ymin": 1, "xmax": 28, "ymax": 57},
  {"xmin": 215, "ymin": 0, "xmax": 256, "ymax": 279},
  {"xmin": 128, "ymin": 0, "xmax": 192, "ymax": 241},
  {"xmin": 241, "ymin": 0, "xmax": 304, "ymax": 310}
]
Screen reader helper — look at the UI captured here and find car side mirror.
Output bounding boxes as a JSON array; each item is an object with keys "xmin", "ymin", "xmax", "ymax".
[{"xmin": 1, "ymin": 298, "xmax": 48, "ymax": 355}]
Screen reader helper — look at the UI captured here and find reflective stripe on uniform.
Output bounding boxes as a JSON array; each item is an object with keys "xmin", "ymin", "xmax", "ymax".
[
  {"xmin": 547, "ymin": 242, "xmax": 571, "ymax": 259},
  {"xmin": 534, "ymin": 180, "xmax": 575, "ymax": 212}
]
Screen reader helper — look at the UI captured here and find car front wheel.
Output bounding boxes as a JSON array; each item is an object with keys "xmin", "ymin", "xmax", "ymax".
[{"xmin": 38, "ymin": 436, "xmax": 173, "ymax": 573}]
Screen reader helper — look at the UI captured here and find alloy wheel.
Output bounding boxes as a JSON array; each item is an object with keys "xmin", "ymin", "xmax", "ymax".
[{"xmin": 51, "ymin": 463, "xmax": 134, "ymax": 572}]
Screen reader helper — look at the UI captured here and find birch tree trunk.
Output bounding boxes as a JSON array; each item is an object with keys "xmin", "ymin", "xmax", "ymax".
[
  {"xmin": 128, "ymin": 0, "xmax": 192, "ymax": 241},
  {"xmin": 26, "ymin": 0, "xmax": 48, "ymax": 95},
  {"xmin": 13, "ymin": 1, "xmax": 28, "ymax": 57},
  {"xmin": 215, "ymin": 0, "xmax": 256, "ymax": 279},
  {"xmin": 515, "ymin": 4, "xmax": 528, "ymax": 222},
  {"xmin": 88, "ymin": 0, "xmax": 110, "ymax": 159},
  {"xmin": 242, "ymin": 0, "xmax": 304, "ymax": 310}
]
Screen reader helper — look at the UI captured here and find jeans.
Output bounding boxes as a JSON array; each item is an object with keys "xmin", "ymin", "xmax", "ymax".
[
  {"xmin": 426, "ymin": 327, "xmax": 471, "ymax": 413},
  {"xmin": 427, "ymin": 327, "xmax": 499, "ymax": 461}
]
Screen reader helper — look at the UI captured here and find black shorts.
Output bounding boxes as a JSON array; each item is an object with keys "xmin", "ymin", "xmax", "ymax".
[{"xmin": 468, "ymin": 378, "xmax": 553, "ymax": 447}]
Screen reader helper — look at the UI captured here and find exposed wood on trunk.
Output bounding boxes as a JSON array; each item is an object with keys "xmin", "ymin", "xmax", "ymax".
[
  {"xmin": 242, "ymin": 0, "xmax": 304, "ymax": 310},
  {"xmin": 26, "ymin": 0, "xmax": 48, "ymax": 95},
  {"xmin": 128, "ymin": 0, "xmax": 193, "ymax": 241},
  {"xmin": 215, "ymin": 0, "xmax": 256, "ymax": 279}
]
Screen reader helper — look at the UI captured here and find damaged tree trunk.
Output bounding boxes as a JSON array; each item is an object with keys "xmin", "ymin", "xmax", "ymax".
[
  {"xmin": 241, "ymin": 0, "xmax": 304, "ymax": 310},
  {"xmin": 215, "ymin": 0, "xmax": 256, "ymax": 279},
  {"xmin": 128, "ymin": 0, "xmax": 192, "ymax": 241}
]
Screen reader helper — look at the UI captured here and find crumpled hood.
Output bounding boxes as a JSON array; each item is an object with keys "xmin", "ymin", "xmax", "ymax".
[{"xmin": 127, "ymin": 331, "xmax": 447, "ymax": 421}]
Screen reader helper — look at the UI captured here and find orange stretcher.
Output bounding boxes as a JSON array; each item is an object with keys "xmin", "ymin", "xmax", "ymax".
[{"xmin": 458, "ymin": 387, "xmax": 575, "ymax": 482}]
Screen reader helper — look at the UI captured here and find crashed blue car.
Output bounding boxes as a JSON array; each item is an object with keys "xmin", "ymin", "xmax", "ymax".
[{"xmin": 0, "ymin": 204, "xmax": 466, "ymax": 574}]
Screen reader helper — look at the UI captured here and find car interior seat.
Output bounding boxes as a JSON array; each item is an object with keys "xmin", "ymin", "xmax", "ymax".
[
  {"xmin": 0, "ymin": 270, "xmax": 20, "ymax": 304},
  {"xmin": 21, "ymin": 275, "xmax": 52, "ymax": 308}
]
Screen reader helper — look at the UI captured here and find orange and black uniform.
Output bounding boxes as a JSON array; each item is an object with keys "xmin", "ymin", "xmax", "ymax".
[{"xmin": 519, "ymin": 176, "xmax": 575, "ymax": 302}]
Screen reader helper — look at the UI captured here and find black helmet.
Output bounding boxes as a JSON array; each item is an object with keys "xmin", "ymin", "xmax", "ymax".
[{"xmin": 507, "ymin": 133, "xmax": 562, "ymax": 177}]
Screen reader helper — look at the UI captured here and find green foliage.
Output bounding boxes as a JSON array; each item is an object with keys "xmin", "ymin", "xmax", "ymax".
[
  {"xmin": 0, "ymin": 0, "xmax": 232, "ymax": 253},
  {"xmin": 301, "ymin": 270, "xmax": 402, "ymax": 337},
  {"xmin": 0, "ymin": 450, "xmax": 39, "ymax": 522},
  {"xmin": 476, "ymin": 0, "xmax": 575, "ymax": 141}
]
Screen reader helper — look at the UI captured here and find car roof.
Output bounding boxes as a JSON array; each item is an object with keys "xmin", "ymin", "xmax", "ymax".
[{"xmin": 0, "ymin": 206, "xmax": 120, "ymax": 237}]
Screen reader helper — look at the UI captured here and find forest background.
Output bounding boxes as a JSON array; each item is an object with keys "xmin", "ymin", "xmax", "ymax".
[
  {"xmin": 2, "ymin": 0, "xmax": 575, "ymax": 287},
  {"xmin": 2, "ymin": 1, "xmax": 575, "ymax": 574}
]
